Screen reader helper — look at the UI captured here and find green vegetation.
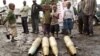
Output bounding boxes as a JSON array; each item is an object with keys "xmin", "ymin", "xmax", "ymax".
[{"xmin": 41, "ymin": 0, "xmax": 60, "ymax": 4}]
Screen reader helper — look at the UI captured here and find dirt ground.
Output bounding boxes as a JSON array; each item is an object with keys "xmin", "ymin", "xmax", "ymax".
[{"xmin": 0, "ymin": 24, "xmax": 100, "ymax": 56}]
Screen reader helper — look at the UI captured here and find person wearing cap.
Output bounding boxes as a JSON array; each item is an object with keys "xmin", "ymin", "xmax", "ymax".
[
  {"xmin": 31, "ymin": 0, "xmax": 42, "ymax": 34},
  {"xmin": 3, "ymin": 3, "xmax": 17, "ymax": 42},
  {"xmin": 20, "ymin": 1, "xmax": 30, "ymax": 34}
]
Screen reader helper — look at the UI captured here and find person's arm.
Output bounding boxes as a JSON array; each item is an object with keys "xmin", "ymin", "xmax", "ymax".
[
  {"xmin": 0, "ymin": 6, "xmax": 8, "ymax": 13},
  {"xmin": 3, "ymin": 12, "xmax": 12, "ymax": 25},
  {"xmin": 31, "ymin": 5, "xmax": 33, "ymax": 18},
  {"xmin": 20, "ymin": 7, "xmax": 26, "ymax": 12},
  {"xmin": 0, "ymin": 10, "xmax": 6, "ymax": 13},
  {"xmin": 70, "ymin": 8, "xmax": 75, "ymax": 22},
  {"xmin": 53, "ymin": 12, "xmax": 59, "ymax": 19},
  {"xmin": 77, "ymin": 2, "xmax": 80, "ymax": 14},
  {"xmin": 23, "ymin": 6, "xmax": 30, "ymax": 12},
  {"xmin": 63, "ymin": 9, "xmax": 66, "ymax": 19},
  {"xmin": 95, "ymin": 0, "xmax": 97, "ymax": 13},
  {"xmin": 38, "ymin": 5, "xmax": 43, "ymax": 11},
  {"xmin": 20, "ymin": 8, "xmax": 24, "ymax": 12}
]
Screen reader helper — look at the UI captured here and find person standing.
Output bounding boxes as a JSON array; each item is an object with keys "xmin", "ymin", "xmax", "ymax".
[
  {"xmin": 20, "ymin": 1, "xmax": 29, "ymax": 34},
  {"xmin": 77, "ymin": 0, "xmax": 85, "ymax": 34},
  {"xmin": 31, "ymin": 0, "xmax": 42, "ymax": 34},
  {"xmin": 50, "ymin": 5, "xmax": 59, "ymax": 37},
  {"xmin": 63, "ymin": 1, "xmax": 74, "ymax": 35},
  {"xmin": 83, "ymin": 0, "xmax": 97, "ymax": 36},
  {"xmin": 0, "ymin": 0, "xmax": 9, "ymax": 39},
  {"xmin": 42, "ymin": 3, "xmax": 51, "ymax": 37},
  {"xmin": 3, "ymin": 3, "xmax": 17, "ymax": 42}
]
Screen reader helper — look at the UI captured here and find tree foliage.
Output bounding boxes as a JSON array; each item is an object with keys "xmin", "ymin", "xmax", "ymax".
[{"xmin": 41, "ymin": 0, "xmax": 59, "ymax": 5}]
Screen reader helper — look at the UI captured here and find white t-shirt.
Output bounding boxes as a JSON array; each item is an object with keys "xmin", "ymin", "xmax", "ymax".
[
  {"xmin": 0, "ymin": 5, "xmax": 8, "ymax": 16},
  {"xmin": 20, "ymin": 5, "xmax": 30, "ymax": 17},
  {"xmin": 63, "ymin": 8, "xmax": 74, "ymax": 19}
]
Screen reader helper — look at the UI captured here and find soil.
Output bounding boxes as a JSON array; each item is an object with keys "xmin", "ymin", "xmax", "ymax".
[{"xmin": 0, "ymin": 24, "xmax": 100, "ymax": 56}]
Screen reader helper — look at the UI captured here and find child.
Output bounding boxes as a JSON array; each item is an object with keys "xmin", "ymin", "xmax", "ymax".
[
  {"xmin": 50, "ymin": 5, "xmax": 59, "ymax": 37},
  {"xmin": 42, "ymin": 3, "xmax": 51, "ymax": 37},
  {"xmin": 3, "ymin": 3, "xmax": 17, "ymax": 42},
  {"xmin": 63, "ymin": 2, "xmax": 74, "ymax": 35}
]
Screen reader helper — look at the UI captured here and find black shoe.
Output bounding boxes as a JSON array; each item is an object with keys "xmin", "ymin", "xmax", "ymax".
[
  {"xmin": 11, "ymin": 37, "xmax": 17, "ymax": 42},
  {"xmin": 25, "ymin": 32, "xmax": 29, "ymax": 34},
  {"xmin": 22, "ymin": 32, "xmax": 25, "ymax": 33},
  {"xmin": 11, "ymin": 39, "xmax": 17, "ymax": 42},
  {"xmin": 6, "ymin": 35, "xmax": 10, "ymax": 39},
  {"xmin": 31, "ymin": 31, "xmax": 35, "ymax": 33}
]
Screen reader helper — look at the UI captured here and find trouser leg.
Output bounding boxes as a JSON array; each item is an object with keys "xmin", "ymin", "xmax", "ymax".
[
  {"xmin": 89, "ymin": 16, "xmax": 94, "ymax": 34},
  {"xmin": 44, "ymin": 24, "xmax": 50, "ymax": 37},
  {"xmin": 63, "ymin": 20, "xmax": 69, "ymax": 35},
  {"xmin": 78, "ymin": 18, "xmax": 83, "ymax": 33},
  {"xmin": 21, "ymin": 17, "xmax": 25, "ymax": 32},
  {"xmin": 23, "ymin": 17, "xmax": 29, "ymax": 33},
  {"xmin": 31, "ymin": 18, "xmax": 35, "ymax": 32},
  {"xmin": 35, "ymin": 19, "xmax": 39, "ymax": 33},
  {"xmin": 68, "ymin": 19, "xmax": 73, "ymax": 34},
  {"xmin": 51, "ymin": 25, "xmax": 55, "ymax": 36},
  {"xmin": 55, "ymin": 24, "xmax": 59, "ymax": 37},
  {"xmin": 83, "ymin": 15, "xmax": 89, "ymax": 34}
]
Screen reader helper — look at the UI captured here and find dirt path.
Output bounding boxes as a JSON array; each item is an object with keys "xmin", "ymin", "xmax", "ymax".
[{"xmin": 0, "ymin": 25, "xmax": 100, "ymax": 56}]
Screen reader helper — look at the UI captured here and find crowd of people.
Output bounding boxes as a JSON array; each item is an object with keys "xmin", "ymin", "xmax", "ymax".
[{"xmin": 0, "ymin": 0, "xmax": 97, "ymax": 42}]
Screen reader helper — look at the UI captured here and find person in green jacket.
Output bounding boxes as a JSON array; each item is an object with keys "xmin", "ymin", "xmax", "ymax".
[{"xmin": 3, "ymin": 3, "xmax": 17, "ymax": 42}]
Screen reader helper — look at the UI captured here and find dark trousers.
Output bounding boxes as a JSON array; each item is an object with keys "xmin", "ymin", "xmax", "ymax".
[
  {"xmin": 44, "ymin": 24, "xmax": 50, "ymax": 35},
  {"xmin": 83, "ymin": 15, "xmax": 94, "ymax": 34},
  {"xmin": 21, "ymin": 17, "xmax": 29, "ymax": 33},
  {"xmin": 31, "ymin": 17, "xmax": 39, "ymax": 33},
  {"xmin": 50, "ymin": 24, "xmax": 59, "ymax": 36},
  {"xmin": 78, "ymin": 15, "xmax": 83, "ymax": 33}
]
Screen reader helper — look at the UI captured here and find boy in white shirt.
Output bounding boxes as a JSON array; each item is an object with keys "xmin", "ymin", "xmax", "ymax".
[{"xmin": 63, "ymin": 1, "xmax": 74, "ymax": 35}]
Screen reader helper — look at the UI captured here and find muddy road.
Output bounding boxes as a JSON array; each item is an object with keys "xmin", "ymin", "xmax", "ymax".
[{"xmin": 0, "ymin": 24, "xmax": 100, "ymax": 56}]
